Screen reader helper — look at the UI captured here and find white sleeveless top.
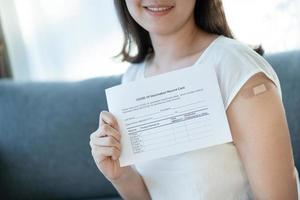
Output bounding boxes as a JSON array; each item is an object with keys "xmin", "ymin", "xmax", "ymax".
[{"xmin": 121, "ymin": 35, "xmax": 299, "ymax": 199}]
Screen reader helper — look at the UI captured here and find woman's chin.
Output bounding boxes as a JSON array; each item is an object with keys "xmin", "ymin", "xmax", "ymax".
[{"xmin": 145, "ymin": 26, "xmax": 177, "ymax": 36}]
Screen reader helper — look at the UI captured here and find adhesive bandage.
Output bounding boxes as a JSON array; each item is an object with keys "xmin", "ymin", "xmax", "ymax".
[{"xmin": 240, "ymin": 82, "xmax": 274, "ymax": 99}]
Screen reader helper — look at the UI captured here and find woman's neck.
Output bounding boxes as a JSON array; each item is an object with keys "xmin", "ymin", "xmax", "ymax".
[{"xmin": 149, "ymin": 18, "xmax": 213, "ymax": 72}]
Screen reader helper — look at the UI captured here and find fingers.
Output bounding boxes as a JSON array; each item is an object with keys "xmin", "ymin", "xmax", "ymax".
[
  {"xmin": 99, "ymin": 111, "xmax": 119, "ymax": 131},
  {"xmin": 89, "ymin": 110, "xmax": 122, "ymax": 164},
  {"xmin": 90, "ymin": 135, "xmax": 121, "ymax": 151},
  {"xmin": 91, "ymin": 123, "xmax": 121, "ymax": 142},
  {"xmin": 91, "ymin": 145, "xmax": 121, "ymax": 161}
]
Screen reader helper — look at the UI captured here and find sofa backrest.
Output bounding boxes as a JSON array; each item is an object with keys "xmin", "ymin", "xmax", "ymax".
[
  {"xmin": 265, "ymin": 50, "xmax": 300, "ymax": 169},
  {"xmin": 0, "ymin": 76, "xmax": 122, "ymax": 199}
]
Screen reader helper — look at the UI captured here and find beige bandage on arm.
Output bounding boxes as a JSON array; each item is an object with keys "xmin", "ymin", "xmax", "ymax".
[{"xmin": 240, "ymin": 82, "xmax": 275, "ymax": 99}]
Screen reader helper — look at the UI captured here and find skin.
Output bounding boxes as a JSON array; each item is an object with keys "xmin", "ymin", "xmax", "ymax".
[
  {"xmin": 89, "ymin": 112, "xmax": 150, "ymax": 199},
  {"xmin": 89, "ymin": 0, "xmax": 298, "ymax": 199},
  {"xmin": 227, "ymin": 72, "xmax": 298, "ymax": 199}
]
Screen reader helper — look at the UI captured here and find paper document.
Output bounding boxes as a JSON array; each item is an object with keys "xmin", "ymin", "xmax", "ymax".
[{"xmin": 105, "ymin": 65, "xmax": 232, "ymax": 167}]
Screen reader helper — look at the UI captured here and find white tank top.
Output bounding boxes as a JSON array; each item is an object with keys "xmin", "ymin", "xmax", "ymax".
[{"xmin": 121, "ymin": 35, "xmax": 299, "ymax": 199}]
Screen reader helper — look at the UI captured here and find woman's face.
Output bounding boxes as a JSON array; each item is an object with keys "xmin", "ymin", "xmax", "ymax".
[{"xmin": 125, "ymin": 0, "xmax": 197, "ymax": 35}]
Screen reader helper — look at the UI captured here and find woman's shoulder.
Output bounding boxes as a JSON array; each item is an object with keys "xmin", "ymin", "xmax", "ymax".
[
  {"xmin": 209, "ymin": 36, "xmax": 282, "ymax": 109},
  {"xmin": 212, "ymin": 37, "xmax": 270, "ymax": 78},
  {"xmin": 213, "ymin": 36, "xmax": 278, "ymax": 82},
  {"xmin": 214, "ymin": 36, "xmax": 267, "ymax": 65}
]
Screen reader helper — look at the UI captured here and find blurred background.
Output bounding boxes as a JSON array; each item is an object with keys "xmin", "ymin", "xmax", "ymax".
[
  {"xmin": 0, "ymin": 0, "xmax": 299, "ymax": 81},
  {"xmin": 0, "ymin": 2, "xmax": 299, "ymax": 199}
]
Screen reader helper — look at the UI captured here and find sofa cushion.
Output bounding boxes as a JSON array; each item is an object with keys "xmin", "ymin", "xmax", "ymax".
[{"xmin": 0, "ymin": 75, "xmax": 122, "ymax": 200}]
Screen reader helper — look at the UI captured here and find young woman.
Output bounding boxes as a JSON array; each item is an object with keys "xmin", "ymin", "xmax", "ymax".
[{"xmin": 89, "ymin": 0, "xmax": 299, "ymax": 199}]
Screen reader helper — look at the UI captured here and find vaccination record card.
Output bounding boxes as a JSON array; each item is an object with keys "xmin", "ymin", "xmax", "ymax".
[{"xmin": 105, "ymin": 64, "xmax": 232, "ymax": 167}]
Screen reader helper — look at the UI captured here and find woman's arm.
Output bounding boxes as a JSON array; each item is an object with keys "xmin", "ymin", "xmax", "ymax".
[
  {"xmin": 226, "ymin": 72, "xmax": 298, "ymax": 199},
  {"xmin": 110, "ymin": 166, "xmax": 151, "ymax": 200}
]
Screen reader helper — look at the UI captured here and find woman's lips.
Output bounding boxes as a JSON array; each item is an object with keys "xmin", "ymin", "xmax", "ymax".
[{"xmin": 143, "ymin": 6, "xmax": 174, "ymax": 16}]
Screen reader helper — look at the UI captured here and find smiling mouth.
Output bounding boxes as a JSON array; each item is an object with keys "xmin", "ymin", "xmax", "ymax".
[
  {"xmin": 143, "ymin": 5, "xmax": 174, "ymax": 15},
  {"xmin": 145, "ymin": 6, "xmax": 173, "ymax": 12}
]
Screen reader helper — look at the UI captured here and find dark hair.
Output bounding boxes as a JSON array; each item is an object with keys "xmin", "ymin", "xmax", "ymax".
[{"xmin": 114, "ymin": 0, "xmax": 263, "ymax": 63}]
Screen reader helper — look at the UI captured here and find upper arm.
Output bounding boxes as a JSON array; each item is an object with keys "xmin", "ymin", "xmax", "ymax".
[{"xmin": 226, "ymin": 72, "xmax": 298, "ymax": 199}]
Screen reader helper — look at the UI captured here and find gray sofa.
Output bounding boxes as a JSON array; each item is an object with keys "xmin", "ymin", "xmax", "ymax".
[{"xmin": 0, "ymin": 51, "xmax": 299, "ymax": 200}]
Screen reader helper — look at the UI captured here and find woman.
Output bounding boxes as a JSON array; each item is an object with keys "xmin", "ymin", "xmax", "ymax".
[{"xmin": 89, "ymin": 0, "xmax": 299, "ymax": 199}]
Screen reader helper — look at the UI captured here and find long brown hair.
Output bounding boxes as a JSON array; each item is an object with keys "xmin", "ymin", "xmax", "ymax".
[{"xmin": 114, "ymin": 0, "xmax": 263, "ymax": 63}]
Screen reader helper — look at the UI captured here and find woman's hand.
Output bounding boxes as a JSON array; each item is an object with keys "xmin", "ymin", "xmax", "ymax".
[{"xmin": 89, "ymin": 111, "xmax": 131, "ymax": 182}]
